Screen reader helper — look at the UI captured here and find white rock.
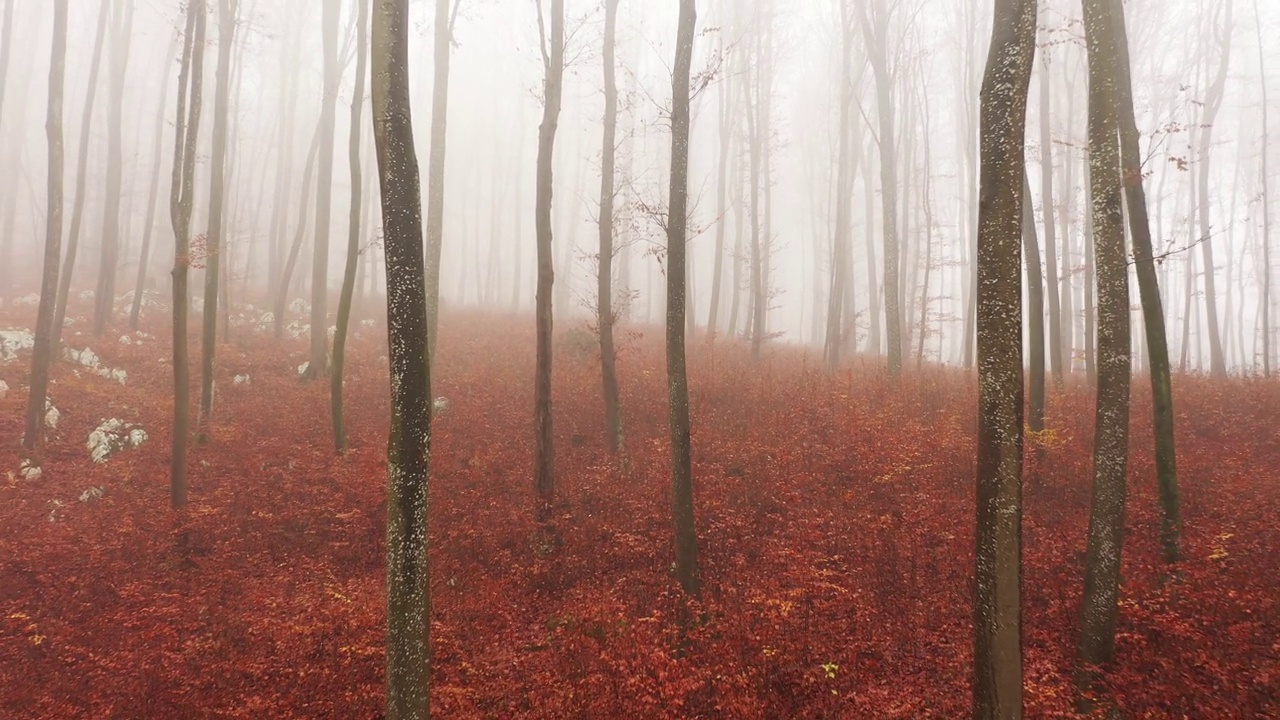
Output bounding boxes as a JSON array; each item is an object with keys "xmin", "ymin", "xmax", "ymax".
[
  {"xmin": 119, "ymin": 335, "xmax": 132, "ymax": 345},
  {"xmin": 0, "ymin": 328, "xmax": 35, "ymax": 362},
  {"xmin": 433, "ymin": 397, "xmax": 450, "ymax": 414},
  {"xmin": 79, "ymin": 486, "xmax": 105, "ymax": 503},
  {"xmin": 45, "ymin": 401, "xmax": 60, "ymax": 429},
  {"xmin": 360, "ymin": 319, "xmax": 375, "ymax": 328},
  {"xmin": 13, "ymin": 293, "xmax": 39, "ymax": 307},
  {"xmin": 233, "ymin": 374, "xmax": 250, "ymax": 385},
  {"xmin": 19, "ymin": 459, "xmax": 41, "ymax": 481},
  {"xmin": 288, "ymin": 298, "xmax": 309, "ymax": 314},
  {"xmin": 0, "ymin": 380, "xmax": 7, "ymax": 399},
  {"xmin": 298, "ymin": 361, "xmax": 309, "ymax": 376}
]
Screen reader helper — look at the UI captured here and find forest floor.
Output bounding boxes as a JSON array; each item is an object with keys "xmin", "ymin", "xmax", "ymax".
[{"xmin": 0, "ymin": 302, "xmax": 1278, "ymax": 718}]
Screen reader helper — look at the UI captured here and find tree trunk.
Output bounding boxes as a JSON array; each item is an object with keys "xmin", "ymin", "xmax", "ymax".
[
  {"xmin": 1077, "ymin": 0, "xmax": 1132, "ymax": 692},
  {"xmin": 1256, "ymin": 0, "xmax": 1272, "ymax": 377},
  {"xmin": 424, "ymin": 0, "xmax": 457, "ymax": 365},
  {"xmin": 169, "ymin": 0, "xmax": 207, "ymax": 509},
  {"xmin": 826, "ymin": 0, "xmax": 854, "ymax": 371},
  {"xmin": 597, "ymin": 0, "xmax": 623, "ymax": 453},
  {"xmin": 1022, "ymin": 171, "xmax": 1045, "ymax": 435},
  {"xmin": 274, "ymin": 121, "xmax": 324, "ymax": 338},
  {"xmin": 1038, "ymin": 57, "xmax": 1064, "ymax": 382},
  {"xmin": 973, "ymin": 0, "xmax": 1036, "ymax": 715},
  {"xmin": 1197, "ymin": 0, "xmax": 1233, "ymax": 377},
  {"xmin": 51, "ymin": 0, "xmax": 110, "ymax": 351},
  {"xmin": 1105, "ymin": 0, "xmax": 1180, "ymax": 563},
  {"xmin": 707, "ymin": 47, "xmax": 732, "ymax": 337},
  {"xmin": 307, "ymin": 0, "xmax": 342, "ymax": 378},
  {"xmin": 22, "ymin": 0, "xmax": 68, "ymax": 452},
  {"xmin": 534, "ymin": 0, "xmax": 565, "ymax": 506},
  {"xmin": 373, "ymin": 1, "xmax": 432, "ymax": 715},
  {"xmin": 332, "ymin": 0, "xmax": 370, "ymax": 452},
  {"xmin": 199, "ymin": 0, "xmax": 237, "ymax": 439},
  {"xmin": 93, "ymin": 0, "xmax": 134, "ymax": 336},
  {"xmin": 667, "ymin": 0, "xmax": 700, "ymax": 599},
  {"xmin": 130, "ymin": 42, "xmax": 178, "ymax": 330}
]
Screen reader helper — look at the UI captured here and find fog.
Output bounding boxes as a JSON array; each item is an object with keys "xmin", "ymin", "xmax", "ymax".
[{"xmin": 0, "ymin": 0, "xmax": 1275, "ymax": 371}]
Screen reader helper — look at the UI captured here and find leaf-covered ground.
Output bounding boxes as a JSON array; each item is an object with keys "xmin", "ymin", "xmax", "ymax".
[{"xmin": 1, "ymin": 307, "xmax": 1277, "ymax": 718}]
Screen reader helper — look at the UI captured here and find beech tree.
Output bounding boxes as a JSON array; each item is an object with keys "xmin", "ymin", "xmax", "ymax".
[
  {"xmin": 332, "ymin": 0, "xmax": 371, "ymax": 452},
  {"xmin": 373, "ymin": 0, "xmax": 432, "ymax": 713},
  {"xmin": 130, "ymin": 42, "xmax": 179, "ymax": 331},
  {"xmin": 1104, "ymin": 0, "xmax": 1180, "ymax": 563},
  {"xmin": 306, "ymin": 0, "xmax": 342, "ymax": 379},
  {"xmin": 51, "ymin": 0, "xmax": 109, "ymax": 351},
  {"xmin": 91, "ymin": 0, "xmax": 133, "ymax": 336},
  {"xmin": 22, "ymin": 0, "xmax": 68, "ymax": 453},
  {"xmin": 973, "ymin": 0, "xmax": 1036, "ymax": 717},
  {"xmin": 533, "ymin": 0, "xmax": 564, "ymax": 507},
  {"xmin": 424, "ymin": 0, "xmax": 462, "ymax": 365},
  {"xmin": 1078, "ymin": 0, "xmax": 1133, "ymax": 694},
  {"xmin": 597, "ymin": 0, "xmax": 623, "ymax": 453},
  {"xmin": 200, "ymin": 0, "xmax": 238, "ymax": 438},
  {"xmin": 667, "ymin": 0, "xmax": 700, "ymax": 600},
  {"xmin": 169, "ymin": 0, "xmax": 208, "ymax": 509}
]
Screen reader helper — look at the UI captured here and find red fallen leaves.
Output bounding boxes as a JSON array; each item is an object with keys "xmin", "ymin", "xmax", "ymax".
[{"xmin": 0, "ymin": 306, "xmax": 1277, "ymax": 718}]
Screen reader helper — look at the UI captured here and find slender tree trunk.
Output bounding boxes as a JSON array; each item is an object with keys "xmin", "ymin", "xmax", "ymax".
[
  {"xmin": 826, "ymin": 0, "xmax": 854, "ymax": 371},
  {"xmin": 534, "ymin": 0, "xmax": 565, "ymax": 506},
  {"xmin": 1255, "ymin": 0, "xmax": 1272, "ymax": 377},
  {"xmin": 332, "ymin": 0, "xmax": 369, "ymax": 452},
  {"xmin": 1197, "ymin": 0, "xmax": 1233, "ymax": 377},
  {"xmin": 1077, "ymin": 0, "xmax": 1132, "ymax": 693},
  {"xmin": 169, "ymin": 0, "xmax": 207, "ymax": 509},
  {"xmin": 274, "ymin": 121, "xmax": 323, "ymax": 338},
  {"xmin": 597, "ymin": 0, "xmax": 623, "ymax": 453},
  {"xmin": 1023, "ymin": 170, "xmax": 1045, "ymax": 434},
  {"xmin": 860, "ymin": 0, "xmax": 903, "ymax": 374},
  {"xmin": 667, "ymin": 0, "xmax": 700, "ymax": 599},
  {"xmin": 131, "ymin": 42, "xmax": 178, "ymax": 330},
  {"xmin": 424, "ymin": 0, "xmax": 458, "ymax": 365},
  {"xmin": 198, "ymin": 0, "xmax": 237, "ymax": 439},
  {"xmin": 0, "ymin": 0, "xmax": 13, "ymax": 138},
  {"xmin": 22, "ymin": 0, "xmax": 68, "ymax": 452},
  {"xmin": 307, "ymin": 0, "xmax": 342, "ymax": 378},
  {"xmin": 973, "ymin": 0, "xmax": 1036, "ymax": 716},
  {"xmin": 1101, "ymin": 0, "xmax": 1180, "ymax": 562},
  {"xmin": 707, "ymin": 48, "xmax": 732, "ymax": 338},
  {"xmin": 373, "ymin": 1, "xmax": 432, "ymax": 715},
  {"xmin": 267, "ymin": 26, "xmax": 302, "ymax": 306},
  {"xmin": 92, "ymin": 0, "xmax": 133, "ymax": 335},
  {"xmin": 51, "ymin": 0, "xmax": 110, "ymax": 351},
  {"xmin": 1038, "ymin": 57, "xmax": 1064, "ymax": 382}
]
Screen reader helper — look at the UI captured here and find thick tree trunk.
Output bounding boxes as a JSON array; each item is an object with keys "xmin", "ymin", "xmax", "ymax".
[
  {"xmin": 22, "ymin": 0, "xmax": 68, "ymax": 452},
  {"xmin": 972, "ymin": 0, "xmax": 1036, "ymax": 716},
  {"xmin": 373, "ymin": 2, "xmax": 432, "ymax": 716},
  {"xmin": 51, "ymin": 0, "xmax": 110, "ymax": 351},
  {"xmin": 332, "ymin": 0, "xmax": 370, "ymax": 452},
  {"xmin": 1105, "ymin": 0, "xmax": 1180, "ymax": 563},
  {"xmin": 534, "ymin": 0, "xmax": 565, "ymax": 505},
  {"xmin": 199, "ymin": 0, "xmax": 236, "ymax": 439},
  {"xmin": 1077, "ymin": 0, "xmax": 1132, "ymax": 692},
  {"xmin": 667, "ymin": 0, "xmax": 700, "ymax": 599},
  {"xmin": 169, "ymin": 0, "xmax": 207, "ymax": 509},
  {"xmin": 597, "ymin": 0, "xmax": 623, "ymax": 453}
]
